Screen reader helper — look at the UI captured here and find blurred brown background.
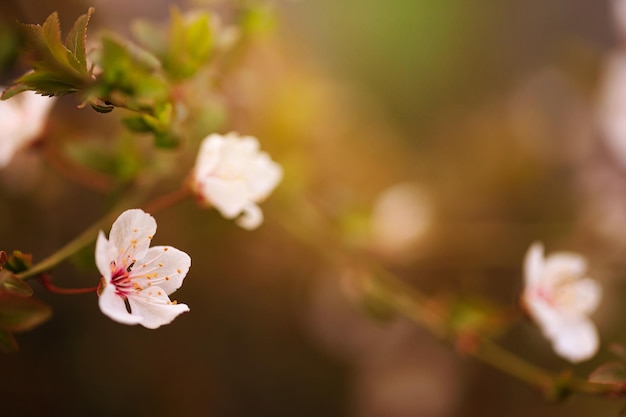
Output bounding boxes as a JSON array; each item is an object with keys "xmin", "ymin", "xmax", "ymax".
[{"xmin": 2, "ymin": 0, "xmax": 626, "ymax": 416}]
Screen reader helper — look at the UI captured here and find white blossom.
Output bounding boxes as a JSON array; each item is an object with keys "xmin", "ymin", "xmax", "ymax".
[
  {"xmin": 192, "ymin": 132, "xmax": 283, "ymax": 230},
  {"xmin": 522, "ymin": 242, "xmax": 602, "ymax": 363},
  {"xmin": 0, "ymin": 90, "xmax": 55, "ymax": 168},
  {"xmin": 370, "ymin": 182, "xmax": 432, "ymax": 257},
  {"xmin": 598, "ymin": 52, "xmax": 626, "ymax": 168},
  {"xmin": 95, "ymin": 209, "xmax": 191, "ymax": 329}
]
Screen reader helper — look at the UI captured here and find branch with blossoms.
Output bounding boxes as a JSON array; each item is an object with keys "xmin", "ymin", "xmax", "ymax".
[
  {"xmin": 2, "ymin": 4, "xmax": 626, "ymax": 408},
  {"xmin": 0, "ymin": 6, "xmax": 282, "ymax": 348}
]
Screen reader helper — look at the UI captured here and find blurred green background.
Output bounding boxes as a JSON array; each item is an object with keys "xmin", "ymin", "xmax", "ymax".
[{"xmin": 2, "ymin": 0, "xmax": 626, "ymax": 416}]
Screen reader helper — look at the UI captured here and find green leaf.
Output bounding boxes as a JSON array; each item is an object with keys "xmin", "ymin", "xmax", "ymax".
[
  {"xmin": 133, "ymin": 7, "xmax": 215, "ymax": 80},
  {"xmin": 65, "ymin": 7, "xmax": 94, "ymax": 73},
  {"xmin": 6, "ymin": 10, "xmax": 95, "ymax": 98},
  {"xmin": 41, "ymin": 12, "xmax": 66, "ymax": 64},
  {"xmin": 0, "ymin": 84, "xmax": 29, "ymax": 100},
  {"xmin": 15, "ymin": 70, "xmax": 79, "ymax": 96},
  {"xmin": 154, "ymin": 131, "xmax": 180, "ymax": 149},
  {"xmin": 131, "ymin": 20, "xmax": 167, "ymax": 57},
  {"xmin": 88, "ymin": 98, "xmax": 115, "ymax": 113},
  {"xmin": 4, "ymin": 251, "xmax": 32, "ymax": 274},
  {"xmin": 165, "ymin": 8, "xmax": 214, "ymax": 79},
  {"xmin": 0, "ymin": 292, "xmax": 52, "ymax": 332},
  {"xmin": 122, "ymin": 115, "xmax": 153, "ymax": 133},
  {"xmin": 97, "ymin": 33, "xmax": 168, "ymax": 102},
  {"xmin": 0, "ymin": 271, "xmax": 33, "ymax": 297},
  {"xmin": 0, "ymin": 329, "xmax": 18, "ymax": 354}
]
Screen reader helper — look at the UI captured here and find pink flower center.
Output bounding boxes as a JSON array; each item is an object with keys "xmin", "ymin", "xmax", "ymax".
[
  {"xmin": 110, "ymin": 261, "xmax": 135, "ymax": 297},
  {"xmin": 534, "ymin": 287, "xmax": 555, "ymax": 306}
]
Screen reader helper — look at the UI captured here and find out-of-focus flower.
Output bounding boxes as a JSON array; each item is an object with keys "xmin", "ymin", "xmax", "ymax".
[
  {"xmin": 96, "ymin": 209, "xmax": 191, "ymax": 329},
  {"xmin": 0, "ymin": 90, "xmax": 55, "ymax": 168},
  {"xmin": 611, "ymin": 0, "xmax": 626, "ymax": 40},
  {"xmin": 369, "ymin": 182, "xmax": 432, "ymax": 258},
  {"xmin": 597, "ymin": 52, "xmax": 626, "ymax": 168},
  {"xmin": 522, "ymin": 242, "xmax": 602, "ymax": 363},
  {"xmin": 192, "ymin": 132, "xmax": 283, "ymax": 230}
]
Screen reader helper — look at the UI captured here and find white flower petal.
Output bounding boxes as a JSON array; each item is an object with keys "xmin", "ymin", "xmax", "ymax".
[
  {"xmin": 201, "ymin": 177, "xmax": 250, "ymax": 218},
  {"xmin": 551, "ymin": 318, "xmax": 599, "ymax": 363},
  {"xmin": 194, "ymin": 133, "xmax": 224, "ymax": 180},
  {"xmin": 522, "ymin": 242, "xmax": 602, "ymax": 363},
  {"xmin": 542, "ymin": 252, "xmax": 587, "ymax": 286},
  {"xmin": 98, "ymin": 283, "xmax": 143, "ymax": 325},
  {"xmin": 96, "ymin": 209, "xmax": 191, "ymax": 328},
  {"xmin": 109, "ymin": 209, "xmax": 157, "ymax": 261},
  {"xmin": 236, "ymin": 203, "xmax": 263, "ymax": 230},
  {"xmin": 192, "ymin": 132, "xmax": 282, "ymax": 229},
  {"xmin": 0, "ymin": 90, "xmax": 55, "ymax": 168},
  {"xmin": 132, "ymin": 246, "xmax": 191, "ymax": 295},
  {"xmin": 243, "ymin": 153, "xmax": 283, "ymax": 201},
  {"xmin": 95, "ymin": 231, "xmax": 115, "ymax": 279},
  {"xmin": 523, "ymin": 242, "xmax": 544, "ymax": 287},
  {"xmin": 128, "ymin": 289, "xmax": 190, "ymax": 329},
  {"xmin": 525, "ymin": 296, "xmax": 563, "ymax": 339},
  {"xmin": 566, "ymin": 278, "xmax": 602, "ymax": 317}
]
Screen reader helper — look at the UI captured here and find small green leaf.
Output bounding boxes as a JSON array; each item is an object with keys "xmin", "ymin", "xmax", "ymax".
[
  {"xmin": 0, "ymin": 292, "xmax": 52, "ymax": 332},
  {"xmin": 0, "ymin": 84, "xmax": 28, "ymax": 100},
  {"xmin": 41, "ymin": 12, "xmax": 68, "ymax": 67},
  {"xmin": 122, "ymin": 115, "xmax": 153, "ymax": 133},
  {"xmin": 88, "ymin": 98, "xmax": 115, "ymax": 113},
  {"xmin": 0, "ymin": 329, "xmax": 18, "ymax": 354},
  {"xmin": 0, "ymin": 271, "xmax": 33, "ymax": 297},
  {"xmin": 97, "ymin": 33, "xmax": 168, "ymax": 103},
  {"xmin": 4, "ymin": 251, "xmax": 32, "ymax": 274},
  {"xmin": 5, "ymin": 10, "xmax": 94, "ymax": 99},
  {"xmin": 154, "ymin": 131, "xmax": 180, "ymax": 149},
  {"xmin": 65, "ymin": 7, "xmax": 94, "ymax": 73},
  {"xmin": 131, "ymin": 20, "xmax": 167, "ymax": 57},
  {"xmin": 14, "ymin": 70, "xmax": 79, "ymax": 96},
  {"xmin": 134, "ymin": 7, "xmax": 215, "ymax": 80}
]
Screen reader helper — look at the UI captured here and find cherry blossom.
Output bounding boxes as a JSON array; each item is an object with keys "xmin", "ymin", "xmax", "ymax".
[
  {"xmin": 192, "ymin": 132, "xmax": 283, "ymax": 230},
  {"xmin": 0, "ymin": 90, "xmax": 55, "ymax": 168},
  {"xmin": 96, "ymin": 209, "xmax": 191, "ymax": 328},
  {"xmin": 370, "ymin": 182, "xmax": 433, "ymax": 258},
  {"xmin": 522, "ymin": 242, "xmax": 602, "ymax": 363}
]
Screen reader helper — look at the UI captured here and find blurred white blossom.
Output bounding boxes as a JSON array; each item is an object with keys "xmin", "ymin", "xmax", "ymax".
[
  {"xmin": 192, "ymin": 132, "xmax": 283, "ymax": 230},
  {"xmin": 612, "ymin": 0, "xmax": 626, "ymax": 40},
  {"xmin": 522, "ymin": 242, "xmax": 601, "ymax": 363},
  {"xmin": 96, "ymin": 209, "xmax": 191, "ymax": 329},
  {"xmin": 370, "ymin": 183, "xmax": 432, "ymax": 257},
  {"xmin": 597, "ymin": 52, "xmax": 626, "ymax": 168},
  {"xmin": 0, "ymin": 90, "xmax": 55, "ymax": 168}
]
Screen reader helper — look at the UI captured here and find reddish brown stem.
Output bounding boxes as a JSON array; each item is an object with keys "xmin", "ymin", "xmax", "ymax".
[{"xmin": 39, "ymin": 273, "xmax": 98, "ymax": 295}]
